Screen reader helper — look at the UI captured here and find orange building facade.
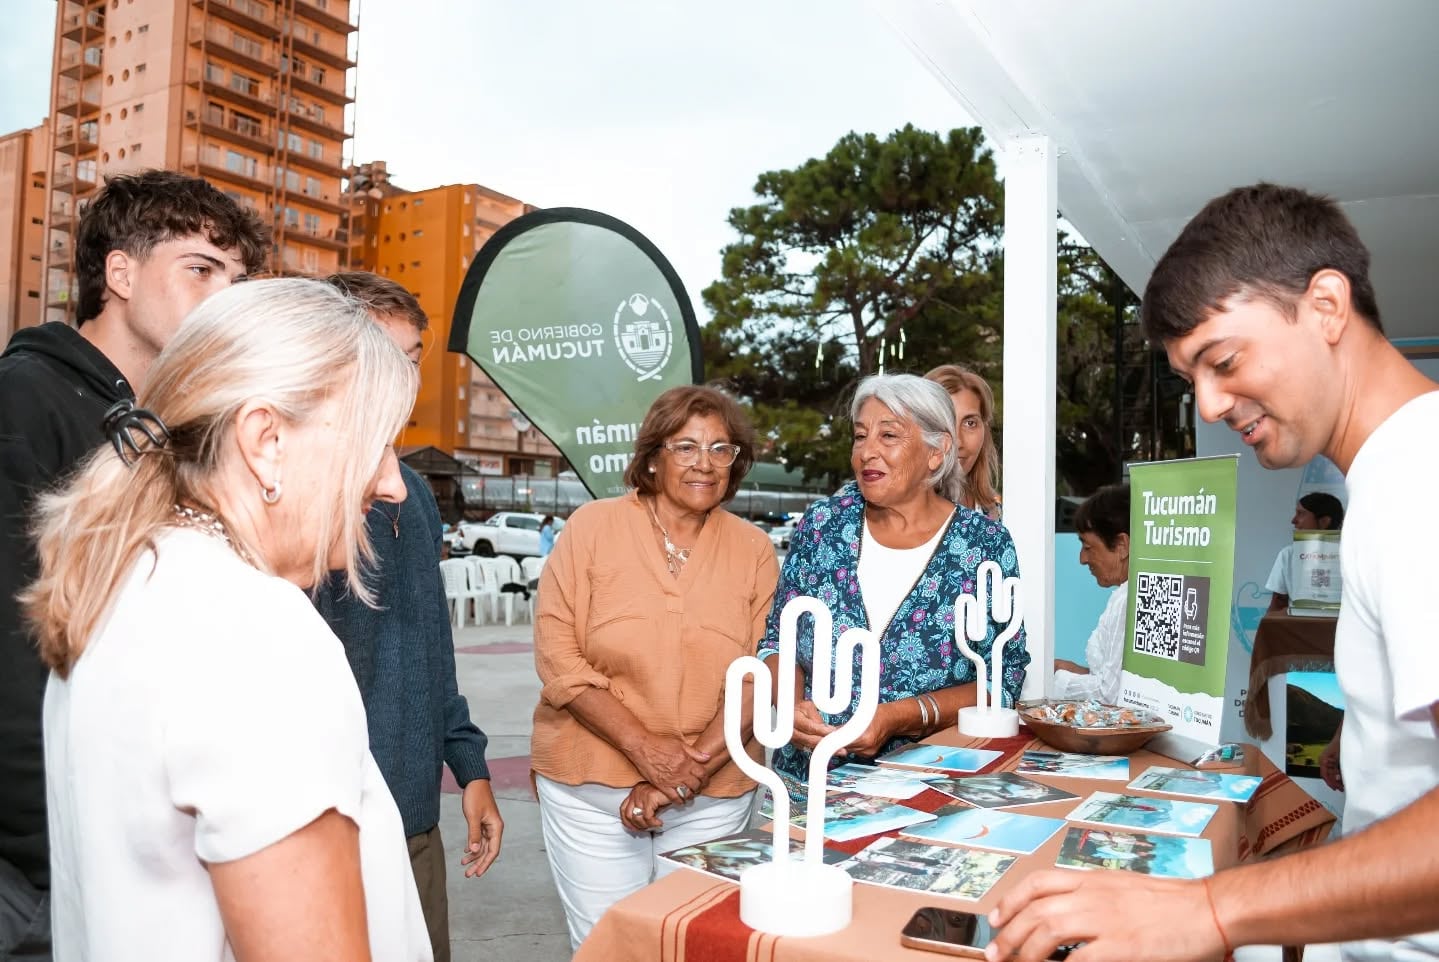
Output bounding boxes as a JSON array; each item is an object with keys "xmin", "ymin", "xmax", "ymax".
[
  {"xmin": 0, "ymin": 123, "xmax": 51, "ymax": 340},
  {"xmin": 346, "ymin": 162, "xmax": 564, "ymax": 477},
  {"xmin": 42, "ymin": 0, "xmax": 355, "ymax": 321}
]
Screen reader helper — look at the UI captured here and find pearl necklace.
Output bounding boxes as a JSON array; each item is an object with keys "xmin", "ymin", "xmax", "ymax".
[{"xmin": 172, "ymin": 504, "xmax": 255, "ymax": 565}]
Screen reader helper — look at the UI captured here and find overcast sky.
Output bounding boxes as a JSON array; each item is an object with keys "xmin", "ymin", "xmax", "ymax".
[{"xmin": 0, "ymin": 0, "xmax": 976, "ymax": 319}]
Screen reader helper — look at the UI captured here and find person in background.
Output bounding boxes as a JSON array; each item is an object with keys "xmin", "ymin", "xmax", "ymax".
[
  {"xmin": 1052, "ymin": 483, "xmax": 1130, "ymax": 704},
  {"xmin": 316, "ymin": 272, "xmax": 502, "ymax": 962},
  {"xmin": 987, "ymin": 184, "xmax": 1439, "ymax": 962},
  {"xmin": 761, "ymin": 373, "xmax": 1029, "ymax": 802},
  {"xmin": 0, "ymin": 169, "xmax": 267, "ymax": 961},
  {"xmin": 1266, "ymin": 491, "xmax": 1346, "ymax": 611},
  {"xmin": 538, "ymin": 514, "xmax": 557, "ymax": 558},
  {"xmin": 532, "ymin": 386, "xmax": 777, "ymax": 949},
  {"xmin": 23, "ymin": 278, "xmax": 430, "ymax": 960},
  {"xmin": 924, "ymin": 363, "xmax": 1002, "ymax": 518}
]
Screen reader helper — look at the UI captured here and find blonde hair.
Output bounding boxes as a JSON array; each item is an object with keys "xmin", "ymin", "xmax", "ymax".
[
  {"xmin": 23, "ymin": 278, "xmax": 417, "ymax": 677},
  {"xmin": 923, "ymin": 364, "xmax": 1000, "ymax": 515}
]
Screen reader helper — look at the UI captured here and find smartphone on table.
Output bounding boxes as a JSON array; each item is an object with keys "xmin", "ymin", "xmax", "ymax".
[{"xmin": 900, "ymin": 907, "xmax": 1078, "ymax": 960}]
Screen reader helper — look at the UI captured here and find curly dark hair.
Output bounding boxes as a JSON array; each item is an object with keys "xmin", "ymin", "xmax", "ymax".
[
  {"xmin": 75, "ymin": 169, "xmax": 270, "ymax": 324},
  {"xmin": 324, "ymin": 271, "xmax": 428, "ymax": 331},
  {"xmin": 1141, "ymin": 183, "xmax": 1382, "ymax": 343}
]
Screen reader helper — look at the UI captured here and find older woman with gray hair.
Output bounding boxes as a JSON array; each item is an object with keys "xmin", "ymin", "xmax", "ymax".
[{"xmin": 759, "ymin": 373, "xmax": 1029, "ymax": 799}]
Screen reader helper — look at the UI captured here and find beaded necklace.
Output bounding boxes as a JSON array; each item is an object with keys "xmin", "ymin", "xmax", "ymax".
[
  {"xmin": 172, "ymin": 503, "xmax": 256, "ymax": 566},
  {"xmin": 645, "ymin": 498, "xmax": 700, "ymax": 578}
]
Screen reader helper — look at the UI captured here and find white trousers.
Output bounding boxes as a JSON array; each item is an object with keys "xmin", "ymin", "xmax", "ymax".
[{"xmin": 535, "ymin": 775, "xmax": 754, "ymax": 951}]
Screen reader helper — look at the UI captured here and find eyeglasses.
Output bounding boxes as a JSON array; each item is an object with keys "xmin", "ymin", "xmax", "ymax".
[{"xmin": 663, "ymin": 440, "xmax": 742, "ymax": 468}]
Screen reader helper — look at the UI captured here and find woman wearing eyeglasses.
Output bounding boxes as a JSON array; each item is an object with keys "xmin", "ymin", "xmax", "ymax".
[{"xmin": 531, "ymin": 385, "xmax": 778, "ymax": 949}]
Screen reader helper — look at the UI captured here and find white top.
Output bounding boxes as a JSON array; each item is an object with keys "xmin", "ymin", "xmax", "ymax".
[
  {"xmin": 1265, "ymin": 543, "xmax": 1294, "ymax": 596},
  {"xmin": 1052, "ymin": 581, "xmax": 1127, "ymax": 704},
  {"xmin": 1332, "ymin": 391, "xmax": 1439, "ymax": 962},
  {"xmin": 45, "ymin": 529, "xmax": 431, "ymax": 962},
  {"xmin": 858, "ymin": 512, "xmax": 952, "ymax": 634}
]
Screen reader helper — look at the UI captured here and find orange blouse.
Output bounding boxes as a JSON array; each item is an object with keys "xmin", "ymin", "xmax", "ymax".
[{"xmin": 531, "ymin": 492, "xmax": 779, "ymax": 796}]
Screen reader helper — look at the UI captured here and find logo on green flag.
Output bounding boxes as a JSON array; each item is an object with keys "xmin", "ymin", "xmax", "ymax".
[{"xmin": 449, "ymin": 209, "xmax": 702, "ymax": 498}]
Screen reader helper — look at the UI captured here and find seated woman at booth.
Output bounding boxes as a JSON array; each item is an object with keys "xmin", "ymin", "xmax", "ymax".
[
  {"xmin": 1053, "ymin": 483, "xmax": 1130, "ymax": 705},
  {"xmin": 758, "ymin": 374, "xmax": 1029, "ymax": 801},
  {"xmin": 1266, "ymin": 492, "xmax": 1345, "ymax": 611}
]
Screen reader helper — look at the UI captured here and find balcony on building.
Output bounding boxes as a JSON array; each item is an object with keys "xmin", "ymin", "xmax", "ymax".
[
  {"xmin": 185, "ymin": 103, "xmax": 275, "ymax": 154},
  {"xmin": 186, "ymin": 66, "xmax": 277, "ymax": 115},
  {"xmin": 66, "ymin": 122, "xmax": 100, "ymax": 157},
  {"xmin": 281, "ymin": 67, "xmax": 353, "ymax": 108},
  {"xmin": 281, "ymin": 184, "xmax": 348, "ymax": 215},
  {"xmin": 279, "ymin": 99, "xmax": 347, "ymax": 139},
  {"xmin": 188, "ymin": 21, "xmax": 279, "ymax": 78},
  {"xmin": 277, "ymin": 141, "xmax": 345, "ymax": 178},
  {"xmin": 283, "ymin": 21, "xmax": 355, "ymax": 71},
  {"xmin": 283, "ymin": 223, "xmax": 349, "ymax": 252},
  {"xmin": 195, "ymin": 0, "xmax": 279, "ymax": 40},
  {"xmin": 291, "ymin": 0, "xmax": 356, "ymax": 36},
  {"xmin": 186, "ymin": 144, "xmax": 271, "ymax": 192},
  {"xmin": 57, "ymin": 45, "xmax": 104, "ymax": 81},
  {"xmin": 60, "ymin": 6, "xmax": 105, "ymax": 43},
  {"xmin": 55, "ymin": 79, "xmax": 102, "ymax": 118}
]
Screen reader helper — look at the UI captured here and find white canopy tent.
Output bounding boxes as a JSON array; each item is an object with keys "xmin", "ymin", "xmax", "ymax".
[{"xmin": 880, "ymin": 0, "xmax": 1439, "ymax": 696}]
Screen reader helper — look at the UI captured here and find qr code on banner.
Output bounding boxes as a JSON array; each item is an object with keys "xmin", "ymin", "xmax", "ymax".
[{"xmin": 1133, "ymin": 572, "xmax": 1183, "ymax": 660}]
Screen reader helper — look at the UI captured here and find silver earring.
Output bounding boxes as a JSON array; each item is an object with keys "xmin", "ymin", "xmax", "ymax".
[
  {"xmin": 648, "ymin": 466, "xmax": 656, "ymax": 473},
  {"xmin": 261, "ymin": 481, "xmax": 282, "ymax": 504}
]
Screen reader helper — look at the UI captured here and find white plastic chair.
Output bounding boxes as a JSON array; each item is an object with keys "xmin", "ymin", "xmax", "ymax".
[
  {"xmin": 488, "ymin": 555, "xmax": 532, "ymax": 626},
  {"xmin": 438, "ymin": 558, "xmax": 482, "ymax": 629},
  {"xmin": 464, "ymin": 555, "xmax": 500, "ymax": 625},
  {"xmin": 521, "ymin": 556, "xmax": 545, "ymax": 583}
]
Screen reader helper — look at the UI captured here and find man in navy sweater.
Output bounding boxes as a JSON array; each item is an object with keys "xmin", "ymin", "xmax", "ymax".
[{"xmin": 317, "ymin": 272, "xmax": 503, "ymax": 962}]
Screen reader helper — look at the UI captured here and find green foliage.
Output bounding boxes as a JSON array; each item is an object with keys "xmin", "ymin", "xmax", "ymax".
[{"xmin": 704, "ymin": 126, "xmax": 1177, "ymax": 495}]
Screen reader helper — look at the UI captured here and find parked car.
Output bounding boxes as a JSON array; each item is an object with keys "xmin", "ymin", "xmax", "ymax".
[
  {"xmin": 453, "ymin": 512, "xmax": 564, "ymax": 559},
  {"xmin": 768, "ymin": 524, "xmax": 796, "ymax": 551}
]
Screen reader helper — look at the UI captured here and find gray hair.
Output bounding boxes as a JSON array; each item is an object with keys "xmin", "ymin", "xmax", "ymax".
[{"xmin": 850, "ymin": 373, "xmax": 966, "ymax": 503}]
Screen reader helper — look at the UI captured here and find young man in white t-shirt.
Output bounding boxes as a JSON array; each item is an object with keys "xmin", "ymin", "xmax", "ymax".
[{"xmin": 986, "ymin": 185, "xmax": 1439, "ymax": 962}]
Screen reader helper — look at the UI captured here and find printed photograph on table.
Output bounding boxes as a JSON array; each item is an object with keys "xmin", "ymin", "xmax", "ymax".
[
  {"xmin": 826, "ymin": 763, "xmax": 943, "ymax": 799},
  {"xmin": 876, "ymin": 744, "xmax": 1003, "ymax": 774},
  {"xmin": 900, "ymin": 805, "xmax": 1066, "ymax": 855},
  {"xmin": 1054, "ymin": 826, "xmax": 1215, "ymax": 879},
  {"xmin": 757, "ymin": 778, "xmax": 809, "ymax": 821},
  {"xmin": 791, "ymin": 792, "xmax": 937, "ymax": 843},
  {"xmin": 926, "ymin": 772, "xmax": 1079, "ymax": 809},
  {"xmin": 659, "ymin": 830, "xmax": 847, "ymax": 883},
  {"xmin": 1017, "ymin": 749, "xmax": 1130, "ymax": 781},
  {"xmin": 838, "ymin": 836, "xmax": 1017, "ymax": 900},
  {"xmin": 1067, "ymin": 792, "xmax": 1218, "ymax": 837},
  {"xmin": 1127, "ymin": 766, "xmax": 1262, "ymax": 803}
]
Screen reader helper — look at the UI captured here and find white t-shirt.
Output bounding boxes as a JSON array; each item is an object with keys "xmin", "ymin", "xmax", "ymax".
[
  {"xmin": 1052, "ymin": 581, "xmax": 1127, "ymax": 704},
  {"xmin": 44, "ymin": 529, "xmax": 431, "ymax": 962},
  {"xmin": 1265, "ymin": 543, "xmax": 1294, "ymax": 596},
  {"xmin": 858, "ymin": 513, "xmax": 952, "ymax": 634},
  {"xmin": 1332, "ymin": 391, "xmax": 1439, "ymax": 962}
]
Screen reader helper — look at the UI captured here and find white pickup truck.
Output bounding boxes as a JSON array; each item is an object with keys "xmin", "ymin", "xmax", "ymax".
[{"xmin": 451, "ymin": 512, "xmax": 560, "ymax": 559}]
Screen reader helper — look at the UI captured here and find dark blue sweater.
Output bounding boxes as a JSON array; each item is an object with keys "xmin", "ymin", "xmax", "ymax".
[{"xmin": 315, "ymin": 463, "xmax": 490, "ymax": 838}]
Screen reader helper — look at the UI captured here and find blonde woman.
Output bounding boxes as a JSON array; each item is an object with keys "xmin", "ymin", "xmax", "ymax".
[
  {"xmin": 924, "ymin": 364, "xmax": 1002, "ymax": 518},
  {"xmin": 22, "ymin": 279, "xmax": 431, "ymax": 962}
]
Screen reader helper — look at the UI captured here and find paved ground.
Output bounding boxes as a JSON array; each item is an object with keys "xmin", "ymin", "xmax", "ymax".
[{"xmin": 438, "ymin": 614, "xmax": 572, "ymax": 961}]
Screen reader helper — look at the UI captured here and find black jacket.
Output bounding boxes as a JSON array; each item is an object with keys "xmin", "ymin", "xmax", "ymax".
[{"xmin": 0, "ymin": 322, "xmax": 131, "ymax": 890}]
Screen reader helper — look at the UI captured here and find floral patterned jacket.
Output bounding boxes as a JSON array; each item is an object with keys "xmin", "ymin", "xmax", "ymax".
[{"xmin": 758, "ymin": 482, "xmax": 1029, "ymax": 794}]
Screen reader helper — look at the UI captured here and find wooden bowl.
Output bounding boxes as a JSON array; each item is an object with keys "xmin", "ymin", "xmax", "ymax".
[{"xmin": 1019, "ymin": 706, "xmax": 1171, "ymax": 755}]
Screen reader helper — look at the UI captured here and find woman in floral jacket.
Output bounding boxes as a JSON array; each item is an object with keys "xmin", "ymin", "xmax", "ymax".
[{"xmin": 759, "ymin": 374, "xmax": 1029, "ymax": 799}]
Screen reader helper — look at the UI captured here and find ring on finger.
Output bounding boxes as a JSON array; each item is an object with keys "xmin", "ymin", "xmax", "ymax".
[
  {"xmin": 631, "ymin": 806, "xmax": 643, "ymax": 817},
  {"xmin": 675, "ymin": 785, "xmax": 689, "ymax": 800}
]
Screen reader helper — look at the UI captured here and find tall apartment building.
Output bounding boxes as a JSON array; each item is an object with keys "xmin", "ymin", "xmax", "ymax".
[
  {"xmin": 347, "ymin": 161, "xmax": 564, "ymax": 477},
  {"xmin": 0, "ymin": 122, "xmax": 51, "ymax": 340},
  {"xmin": 43, "ymin": 0, "xmax": 356, "ymax": 321}
]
